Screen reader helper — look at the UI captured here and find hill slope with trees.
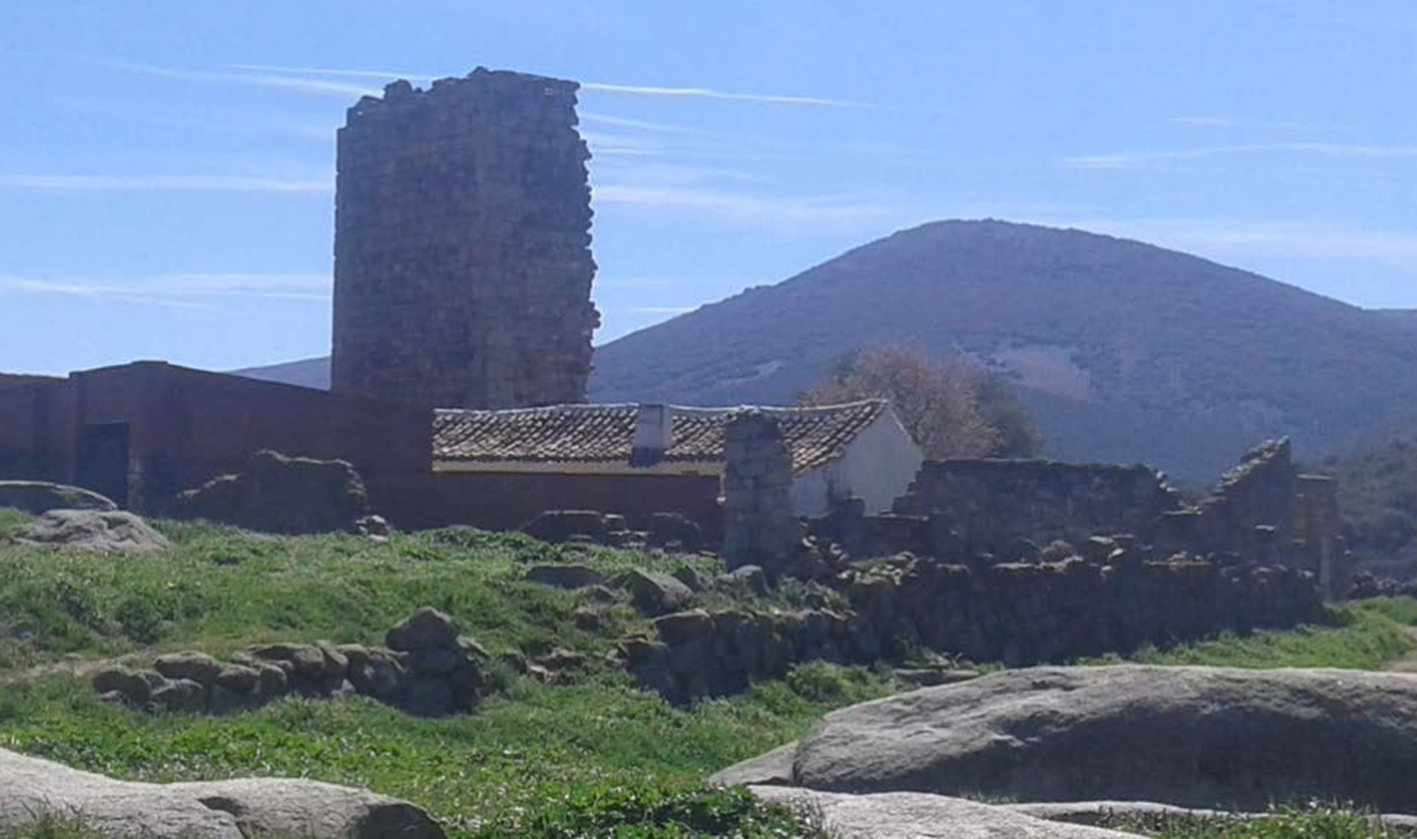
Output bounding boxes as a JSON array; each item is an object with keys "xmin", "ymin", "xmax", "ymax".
[{"xmin": 589, "ymin": 220, "xmax": 1417, "ymax": 484}]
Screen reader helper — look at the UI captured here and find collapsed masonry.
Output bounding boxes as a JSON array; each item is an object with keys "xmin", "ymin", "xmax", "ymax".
[
  {"xmin": 331, "ymin": 68, "xmax": 599, "ymax": 410},
  {"xmin": 796, "ymin": 438, "xmax": 1348, "ymax": 600}
]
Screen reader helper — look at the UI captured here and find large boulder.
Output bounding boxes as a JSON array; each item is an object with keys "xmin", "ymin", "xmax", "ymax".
[
  {"xmin": 0, "ymin": 746, "xmax": 444, "ymax": 839},
  {"xmin": 0, "ymin": 481, "xmax": 117, "ymax": 515},
  {"xmin": 618, "ymin": 569, "xmax": 694, "ymax": 616},
  {"xmin": 720, "ymin": 665, "xmax": 1417, "ymax": 813},
  {"xmin": 170, "ymin": 449, "xmax": 369, "ymax": 535},
  {"xmin": 12, "ymin": 510, "xmax": 170, "ymax": 553},
  {"xmin": 749, "ymin": 787, "xmax": 1137, "ymax": 839}
]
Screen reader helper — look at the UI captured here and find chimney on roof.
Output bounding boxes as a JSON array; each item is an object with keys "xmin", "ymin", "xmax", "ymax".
[{"xmin": 631, "ymin": 404, "xmax": 672, "ymax": 466}]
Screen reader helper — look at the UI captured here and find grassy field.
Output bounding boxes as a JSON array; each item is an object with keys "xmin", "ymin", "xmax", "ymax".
[{"xmin": 2, "ymin": 508, "xmax": 1417, "ymax": 838}]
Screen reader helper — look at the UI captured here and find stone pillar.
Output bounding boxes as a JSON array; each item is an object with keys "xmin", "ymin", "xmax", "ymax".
[
  {"xmin": 722, "ymin": 411, "xmax": 797, "ymax": 574},
  {"xmin": 1295, "ymin": 474, "xmax": 1347, "ymax": 601}
]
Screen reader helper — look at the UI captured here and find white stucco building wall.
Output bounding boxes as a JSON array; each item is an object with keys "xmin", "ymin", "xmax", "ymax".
[{"xmin": 789, "ymin": 409, "xmax": 924, "ymax": 518}]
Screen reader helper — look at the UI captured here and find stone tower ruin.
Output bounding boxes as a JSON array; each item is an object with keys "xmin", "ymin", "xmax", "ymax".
[{"xmin": 331, "ymin": 68, "xmax": 599, "ymax": 409}]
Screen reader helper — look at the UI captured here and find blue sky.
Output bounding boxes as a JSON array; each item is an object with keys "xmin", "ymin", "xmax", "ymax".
[{"xmin": 3, "ymin": 1, "xmax": 1415, "ymax": 375}]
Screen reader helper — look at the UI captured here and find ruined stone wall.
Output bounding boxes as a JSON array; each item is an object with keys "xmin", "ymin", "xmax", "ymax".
[
  {"xmin": 625, "ymin": 555, "xmax": 1324, "ymax": 702},
  {"xmin": 331, "ymin": 68, "xmax": 598, "ymax": 410},
  {"xmin": 722, "ymin": 411, "xmax": 798, "ymax": 574},
  {"xmin": 892, "ymin": 459, "xmax": 1183, "ymax": 556}
]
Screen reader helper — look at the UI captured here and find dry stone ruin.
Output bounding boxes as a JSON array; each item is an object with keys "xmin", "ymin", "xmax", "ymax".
[{"xmin": 331, "ymin": 68, "xmax": 599, "ymax": 410}]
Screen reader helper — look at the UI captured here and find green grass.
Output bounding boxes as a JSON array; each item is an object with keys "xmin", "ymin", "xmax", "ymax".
[
  {"xmin": 1119, "ymin": 806, "xmax": 1398, "ymax": 839},
  {"xmin": 0, "ymin": 513, "xmax": 887, "ymax": 837},
  {"xmin": 1082, "ymin": 599, "xmax": 1417, "ymax": 671},
  {"xmin": 0, "ymin": 517, "xmax": 812, "ymax": 672},
  {"xmin": 0, "ymin": 508, "xmax": 29, "ymax": 542},
  {"xmin": 6, "ymin": 512, "xmax": 1417, "ymax": 837}
]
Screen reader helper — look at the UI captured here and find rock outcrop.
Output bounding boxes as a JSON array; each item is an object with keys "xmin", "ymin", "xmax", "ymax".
[
  {"xmin": 0, "ymin": 746, "xmax": 444, "ymax": 839},
  {"xmin": 12, "ymin": 510, "xmax": 170, "ymax": 553},
  {"xmin": 749, "ymin": 787, "xmax": 1138, "ymax": 839},
  {"xmin": 0, "ymin": 481, "xmax": 117, "ymax": 515},
  {"xmin": 170, "ymin": 450, "xmax": 369, "ymax": 535},
  {"xmin": 718, "ymin": 665, "xmax": 1417, "ymax": 814}
]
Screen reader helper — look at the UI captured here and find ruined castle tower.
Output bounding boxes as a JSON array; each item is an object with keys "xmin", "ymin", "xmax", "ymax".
[{"xmin": 330, "ymin": 68, "xmax": 599, "ymax": 409}]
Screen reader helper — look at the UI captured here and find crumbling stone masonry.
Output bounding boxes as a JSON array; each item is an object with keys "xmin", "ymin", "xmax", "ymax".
[
  {"xmin": 892, "ymin": 459, "xmax": 1184, "ymax": 555},
  {"xmin": 331, "ymin": 68, "xmax": 599, "ymax": 409},
  {"xmin": 722, "ymin": 411, "xmax": 797, "ymax": 574}
]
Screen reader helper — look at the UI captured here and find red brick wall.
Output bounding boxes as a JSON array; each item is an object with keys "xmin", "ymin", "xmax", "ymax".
[{"xmin": 4, "ymin": 362, "xmax": 431, "ymax": 512}]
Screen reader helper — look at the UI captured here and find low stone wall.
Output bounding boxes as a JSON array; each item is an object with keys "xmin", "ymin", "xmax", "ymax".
[
  {"xmin": 620, "ymin": 554, "xmax": 1324, "ymax": 702},
  {"xmin": 93, "ymin": 608, "xmax": 487, "ymax": 717}
]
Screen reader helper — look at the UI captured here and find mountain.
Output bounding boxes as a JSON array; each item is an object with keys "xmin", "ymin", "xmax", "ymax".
[
  {"xmin": 588, "ymin": 220, "xmax": 1417, "ymax": 484},
  {"xmin": 233, "ymin": 356, "xmax": 331, "ymax": 390},
  {"xmin": 1320, "ymin": 433, "xmax": 1417, "ymax": 580}
]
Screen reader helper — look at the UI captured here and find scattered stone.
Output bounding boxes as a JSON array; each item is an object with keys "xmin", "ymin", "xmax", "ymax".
[
  {"xmin": 387, "ymin": 607, "xmax": 461, "ymax": 651},
  {"xmin": 671, "ymin": 566, "xmax": 708, "ymax": 592},
  {"xmin": 648, "ymin": 512, "xmax": 703, "ymax": 553},
  {"xmin": 522, "ymin": 510, "xmax": 606, "ymax": 545},
  {"xmin": 619, "ymin": 569, "xmax": 694, "ymax": 616},
  {"xmin": 91, "ymin": 666, "xmax": 152, "ymax": 706},
  {"xmin": 721, "ymin": 564, "xmax": 770, "ymax": 597},
  {"xmin": 0, "ymin": 481, "xmax": 116, "ymax": 515},
  {"xmin": 13, "ymin": 510, "xmax": 170, "ymax": 553},
  {"xmin": 101, "ymin": 608, "xmax": 487, "ymax": 718},
  {"xmin": 0, "ymin": 746, "xmax": 445, "ymax": 839},
  {"xmin": 353, "ymin": 514, "xmax": 391, "ymax": 539},
  {"xmin": 525, "ymin": 564, "xmax": 605, "ymax": 590}
]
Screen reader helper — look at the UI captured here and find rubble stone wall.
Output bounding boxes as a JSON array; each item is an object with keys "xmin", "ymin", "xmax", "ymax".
[
  {"xmin": 331, "ymin": 68, "xmax": 599, "ymax": 410},
  {"xmin": 892, "ymin": 459, "xmax": 1184, "ymax": 555},
  {"xmin": 625, "ymin": 555, "xmax": 1324, "ymax": 703}
]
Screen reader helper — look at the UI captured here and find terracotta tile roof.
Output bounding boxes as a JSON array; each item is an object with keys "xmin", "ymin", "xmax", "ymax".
[{"xmin": 433, "ymin": 400, "xmax": 891, "ymax": 475}]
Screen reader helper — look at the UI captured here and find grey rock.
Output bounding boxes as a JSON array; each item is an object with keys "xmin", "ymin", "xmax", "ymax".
[
  {"xmin": 0, "ymin": 481, "xmax": 116, "ymax": 515},
  {"xmin": 782, "ymin": 665, "xmax": 1417, "ymax": 813},
  {"xmin": 151, "ymin": 678, "xmax": 206, "ymax": 713},
  {"xmin": 91, "ymin": 666, "xmax": 152, "ymax": 705},
  {"xmin": 154, "ymin": 652, "xmax": 226, "ymax": 686},
  {"xmin": 749, "ymin": 786, "xmax": 1137, "ymax": 839},
  {"xmin": 620, "ymin": 569, "xmax": 693, "ymax": 616},
  {"xmin": 709, "ymin": 743, "xmax": 797, "ymax": 788},
  {"xmin": 13, "ymin": 510, "xmax": 170, "ymax": 553},
  {"xmin": 214, "ymin": 664, "xmax": 261, "ymax": 695},
  {"xmin": 0, "ymin": 746, "xmax": 444, "ymax": 838},
  {"xmin": 526, "ymin": 564, "xmax": 605, "ymax": 590},
  {"xmin": 653, "ymin": 609, "xmax": 715, "ymax": 645},
  {"xmin": 522, "ymin": 510, "xmax": 606, "ymax": 544},
  {"xmin": 247, "ymin": 643, "xmax": 329, "ymax": 682},
  {"xmin": 723, "ymin": 564, "xmax": 770, "ymax": 596},
  {"xmin": 386, "ymin": 607, "xmax": 461, "ymax": 651}
]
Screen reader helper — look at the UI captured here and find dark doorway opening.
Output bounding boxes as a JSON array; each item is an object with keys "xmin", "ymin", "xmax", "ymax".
[{"xmin": 77, "ymin": 422, "xmax": 130, "ymax": 507}]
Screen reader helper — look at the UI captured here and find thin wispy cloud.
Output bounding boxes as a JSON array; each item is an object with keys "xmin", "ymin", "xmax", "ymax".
[
  {"xmin": 0, "ymin": 272, "xmax": 331, "ymax": 308},
  {"xmin": 0, "ymin": 173, "xmax": 333, "ymax": 194},
  {"xmin": 1067, "ymin": 142, "xmax": 1417, "ymax": 169},
  {"xmin": 97, "ymin": 58, "xmax": 378, "ymax": 98},
  {"xmin": 1169, "ymin": 115, "xmax": 1307, "ymax": 131},
  {"xmin": 227, "ymin": 63, "xmax": 873, "ymax": 109},
  {"xmin": 579, "ymin": 82, "xmax": 872, "ymax": 109}
]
